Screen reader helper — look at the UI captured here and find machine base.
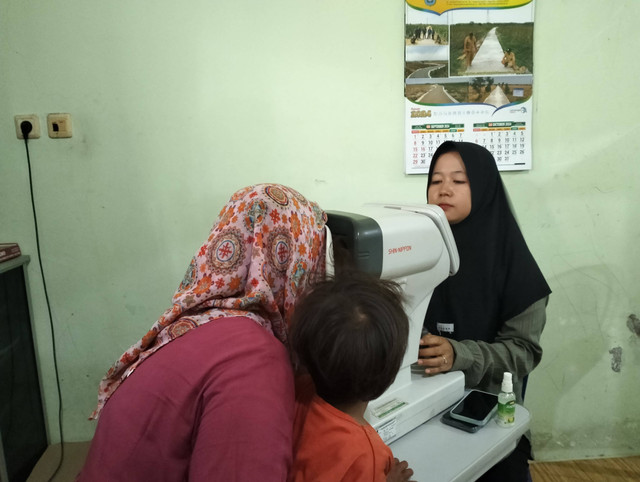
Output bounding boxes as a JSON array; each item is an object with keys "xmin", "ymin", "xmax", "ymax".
[{"xmin": 365, "ymin": 371, "xmax": 465, "ymax": 444}]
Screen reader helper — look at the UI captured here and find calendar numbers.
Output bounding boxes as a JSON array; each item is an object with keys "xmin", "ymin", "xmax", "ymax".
[
  {"xmin": 407, "ymin": 120, "xmax": 529, "ymax": 172},
  {"xmin": 473, "ymin": 122, "xmax": 527, "ymax": 167},
  {"xmin": 409, "ymin": 124, "xmax": 465, "ymax": 166}
]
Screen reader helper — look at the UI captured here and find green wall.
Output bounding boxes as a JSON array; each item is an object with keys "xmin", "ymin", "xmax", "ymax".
[{"xmin": 1, "ymin": 0, "xmax": 639, "ymax": 461}]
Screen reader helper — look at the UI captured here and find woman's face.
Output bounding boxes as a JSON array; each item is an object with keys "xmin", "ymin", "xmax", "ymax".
[{"xmin": 427, "ymin": 151, "xmax": 472, "ymax": 224}]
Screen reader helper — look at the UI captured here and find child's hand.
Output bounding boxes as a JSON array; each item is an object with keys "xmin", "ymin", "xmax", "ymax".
[{"xmin": 387, "ymin": 458, "xmax": 415, "ymax": 482}]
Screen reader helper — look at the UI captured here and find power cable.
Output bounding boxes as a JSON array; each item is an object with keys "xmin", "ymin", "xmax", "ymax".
[{"xmin": 20, "ymin": 121, "xmax": 65, "ymax": 482}]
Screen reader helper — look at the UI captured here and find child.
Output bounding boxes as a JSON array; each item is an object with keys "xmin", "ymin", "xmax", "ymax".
[{"xmin": 288, "ymin": 272, "xmax": 415, "ymax": 482}]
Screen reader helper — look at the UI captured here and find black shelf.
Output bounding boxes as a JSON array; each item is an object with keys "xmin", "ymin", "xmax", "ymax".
[{"xmin": 1, "ymin": 256, "xmax": 48, "ymax": 482}]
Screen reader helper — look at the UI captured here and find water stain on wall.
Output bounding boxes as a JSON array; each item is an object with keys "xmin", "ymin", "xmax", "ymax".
[
  {"xmin": 627, "ymin": 313, "xmax": 640, "ymax": 336},
  {"xmin": 609, "ymin": 346, "xmax": 622, "ymax": 372}
]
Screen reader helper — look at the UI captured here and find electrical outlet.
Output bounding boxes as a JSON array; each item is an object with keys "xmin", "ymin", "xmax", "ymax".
[
  {"xmin": 47, "ymin": 113, "xmax": 72, "ymax": 138},
  {"xmin": 14, "ymin": 115, "xmax": 41, "ymax": 139}
]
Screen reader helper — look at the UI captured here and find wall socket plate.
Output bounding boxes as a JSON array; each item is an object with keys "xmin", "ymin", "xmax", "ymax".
[
  {"xmin": 14, "ymin": 114, "xmax": 41, "ymax": 139},
  {"xmin": 47, "ymin": 113, "xmax": 72, "ymax": 138}
]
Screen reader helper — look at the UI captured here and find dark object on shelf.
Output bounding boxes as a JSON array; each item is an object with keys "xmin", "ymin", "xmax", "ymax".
[{"xmin": 0, "ymin": 243, "xmax": 21, "ymax": 264}]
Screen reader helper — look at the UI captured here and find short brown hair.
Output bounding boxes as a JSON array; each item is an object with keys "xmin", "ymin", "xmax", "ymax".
[{"xmin": 290, "ymin": 271, "xmax": 409, "ymax": 405}]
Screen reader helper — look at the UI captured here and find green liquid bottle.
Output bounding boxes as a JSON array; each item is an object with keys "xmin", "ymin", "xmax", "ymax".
[{"xmin": 496, "ymin": 372, "xmax": 515, "ymax": 427}]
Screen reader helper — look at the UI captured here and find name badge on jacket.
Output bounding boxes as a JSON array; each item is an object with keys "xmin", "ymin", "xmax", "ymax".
[{"xmin": 436, "ymin": 322, "xmax": 454, "ymax": 335}]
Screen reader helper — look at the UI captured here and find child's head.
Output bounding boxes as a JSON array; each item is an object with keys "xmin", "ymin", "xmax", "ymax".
[{"xmin": 290, "ymin": 271, "xmax": 409, "ymax": 406}]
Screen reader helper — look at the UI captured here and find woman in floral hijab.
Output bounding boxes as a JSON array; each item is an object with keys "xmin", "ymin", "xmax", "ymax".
[{"xmin": 78, "ymin": 183, "xmax": 327, "ymax": 482}]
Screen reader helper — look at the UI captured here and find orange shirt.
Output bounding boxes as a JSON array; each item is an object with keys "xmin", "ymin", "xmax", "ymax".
[{"xmin": 289, "ymin": 376, "xmax": 393, "ymax": 482}]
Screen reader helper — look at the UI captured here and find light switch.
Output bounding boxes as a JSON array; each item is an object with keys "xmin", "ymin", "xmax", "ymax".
[{"xmin": 47, "ymin": 113, "xmax": 72, "ymax": 138}]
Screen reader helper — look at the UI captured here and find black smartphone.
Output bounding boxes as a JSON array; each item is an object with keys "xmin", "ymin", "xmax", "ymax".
[
  {"xmin": 440, "ymin": 411, "xmax": 481, "ymax": 433},
  {"xmin": 448, "ymin": 390, "xmax": 498, "ymax": 426}
]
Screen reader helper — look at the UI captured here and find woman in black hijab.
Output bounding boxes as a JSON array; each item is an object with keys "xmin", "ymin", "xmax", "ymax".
[{"xmin": 418, "ymin": 141, "xmax": 551, "ymax": 481}]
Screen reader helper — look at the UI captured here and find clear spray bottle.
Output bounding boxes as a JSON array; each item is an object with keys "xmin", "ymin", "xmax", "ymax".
[{"xmin": 496, "ymin": 372, "xmax": 516, "ymax": 427}]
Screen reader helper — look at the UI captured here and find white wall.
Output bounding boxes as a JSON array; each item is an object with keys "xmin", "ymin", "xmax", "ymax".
[{"xmin": 1, "ymin": 0, "xmax": 639, "ymax": 461}]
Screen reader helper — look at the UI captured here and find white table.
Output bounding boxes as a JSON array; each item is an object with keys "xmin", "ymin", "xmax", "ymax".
[{"xmin": 389, "ymin": 405, "xmax": 530, "ymax": 481}]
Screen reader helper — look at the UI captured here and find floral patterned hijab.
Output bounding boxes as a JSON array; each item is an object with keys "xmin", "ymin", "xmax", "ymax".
[{"xmin": 92, "ymin": 183, "xmax": 327, "ymax": 418}]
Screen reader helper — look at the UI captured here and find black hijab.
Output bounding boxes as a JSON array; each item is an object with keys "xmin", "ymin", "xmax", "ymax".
[{"xmin": 424, "ymin": 141, "xmax": 551, "ymax": 342}]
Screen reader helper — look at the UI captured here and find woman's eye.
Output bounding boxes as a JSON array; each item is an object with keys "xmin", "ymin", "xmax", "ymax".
[{"xmin": 431, "ymin": 180, "xmax": 442, "ymax": 185}]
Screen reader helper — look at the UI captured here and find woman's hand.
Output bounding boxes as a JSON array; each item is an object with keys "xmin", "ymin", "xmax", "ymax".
[
  {"xmin": 387, "ymin": 458, "xmax": 415, "ymax": 482},
  {"xmin": 417, "ymin": 334, "xmax": 454, "ymax": 375}
]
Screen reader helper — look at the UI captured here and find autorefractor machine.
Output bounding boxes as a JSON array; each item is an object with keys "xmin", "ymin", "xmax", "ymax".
[{"xmin": 325, "ymin": 203, "xmax": 465, "ymax": 444}]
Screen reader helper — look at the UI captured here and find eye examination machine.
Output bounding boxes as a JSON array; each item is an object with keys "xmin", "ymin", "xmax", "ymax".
[{"xmin": 326, "ymin": 203, "xmax": 465, "ymax": 444}]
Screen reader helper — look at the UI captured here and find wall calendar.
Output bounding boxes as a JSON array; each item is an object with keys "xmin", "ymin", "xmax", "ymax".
[{"xmin": 405, "ymin": 0, "xmax": 535, "ymax": 173}]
